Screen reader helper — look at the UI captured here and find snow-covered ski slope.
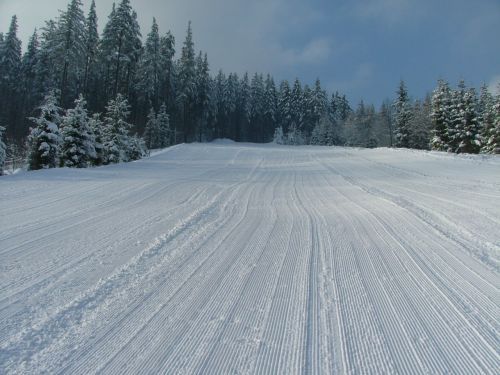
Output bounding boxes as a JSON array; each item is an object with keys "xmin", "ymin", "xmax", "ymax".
[{"xmin": 1, "ymin": 142, "xmax": 499, "ymax": 374}]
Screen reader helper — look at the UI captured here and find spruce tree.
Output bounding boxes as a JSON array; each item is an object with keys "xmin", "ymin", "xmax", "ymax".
[
  {"xmin": 55, "ymin": 0, "xmax": 86, "ymax": 106},
  {"xmin": 263, "ymin": 75, "xmax": 278, "ymax": 141},
  {"xmin": 0, "ymin": 125, "xmax": 6, "ymax": 175},
  {"xmin": 278, "ymin": 80, "xmax": 292, "ymax": 133},
  {"xmin": 0, "ymin": 15, "xmax": 22, "ymax": 139},
  {"xmin": 481, "ymin": 89, "xmax": 500, "ymax": 154},
  {"xmin": 273, "ymin": 126, "xmax": 285, "ymax": 145},
  {"xmin": 290, "ymin": 78, "xmax": 303, "ymax": 129},
  {"xmin": 177, "ymin": 21, "xmax": 196, "ymax": 142},
  {"xmin": 60, "ymin": 95, "xmax": 96, "ymax": 167},
  {"xmin": 249, "ymin": 73, "xmax": 265, "ymax": 141},
  {"xmin": 393, "ymin": 80, "xmax": 412, "ymax": 148},
  {"xmin": 455, "ymin": 86, "xmax": 481, "ymax": 154},
  {"xmin": 102, "ymin": 94, "xmax": 133, "ymax": 163},
  {"xmin": 430, "ymin": 79, "xmax": 452, "ymax": 151},
  {"xmin": 27, "ymin": 92, "xmax": 62, "ymax": 170},
  {"xmin": 159, "ymin": 31, "xmax": 176, "ymax": 113},
  {"xmin": 478, "ymin": 85, "xmax": 495, "ymax": 154},
  {"xmin": 100, "ymin": 0, "xmax": 142, "ymax": 98},
  {"xmin": 311, "ymin": 79, "xmax": 328, "ymax": 127},
  {"xmin": 83, "ymin": 0, "xmax": 99, "ymax": 96},
  {"xmin": 194, "ymin": 52, "xmax": 210, "ymax": 141},
  {"xmin": 157, "ymin": 103, "xmax": 171, "ymax": 148},
  {"xmin": 408, "ymin": 99, "xmax": 432, "ymax": 150},
  {"xmin": 137, "ymin": 18, "xmax": 162, "ymax": 110},
  {"xmin": 34, "ymin": 20, "xmax": 58, "ymax": 101},
  {"xmin": 21, "ymin": 30, "xmax": 40, "ymax": 134},
  {"xmin": 143, "ymin": 107, "xmax": 158, "ymax": 149},
  {"xmin": 447, "ymin": 80, "xmax": 467, "ymax": 152},
  {"xmin": 89, "ymin": 113, "xmax": 105, "ymax": 165}
]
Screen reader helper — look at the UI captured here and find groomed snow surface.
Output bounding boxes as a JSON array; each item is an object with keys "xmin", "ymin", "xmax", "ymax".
[{"xmin": 0, "ymin": 142, "xmax": 499, "ymax": 374}]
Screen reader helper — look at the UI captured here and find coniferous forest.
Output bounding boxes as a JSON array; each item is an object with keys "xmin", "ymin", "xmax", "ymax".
[{"xmin": 0, "ymin": 0, "xmax": 498, "ymax": 174}]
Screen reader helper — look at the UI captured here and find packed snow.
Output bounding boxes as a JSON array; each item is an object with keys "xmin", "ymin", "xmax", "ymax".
[{"xmin": 0, "ymin": 143, "xmax": 499, "ymax": 374}]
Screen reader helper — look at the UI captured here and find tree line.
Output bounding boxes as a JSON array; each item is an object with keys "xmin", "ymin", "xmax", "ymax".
[{"xmin": 0, "ymin": 0, "xmax": 498, "ymax": 174}]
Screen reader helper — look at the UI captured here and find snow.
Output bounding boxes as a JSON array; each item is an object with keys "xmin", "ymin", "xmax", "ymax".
[{"xmin": 0, "ymin": 143, "xmax": 499, "ymax": 374}]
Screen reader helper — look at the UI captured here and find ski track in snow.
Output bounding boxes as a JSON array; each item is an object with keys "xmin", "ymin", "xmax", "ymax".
[{"xmin": 0, "ymin": 143, "xmax": 499, "ymax": 374}]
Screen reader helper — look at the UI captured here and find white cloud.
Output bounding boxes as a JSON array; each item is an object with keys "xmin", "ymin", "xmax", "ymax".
[{"xmin": 280, "ymin": 38, "xmax": 332, "ymax": 66}]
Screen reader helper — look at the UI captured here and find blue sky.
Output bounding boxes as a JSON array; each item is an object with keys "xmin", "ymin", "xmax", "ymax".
[{"xmin": 1, "ymin": 0, "xmax": 499, "ymax": 106}]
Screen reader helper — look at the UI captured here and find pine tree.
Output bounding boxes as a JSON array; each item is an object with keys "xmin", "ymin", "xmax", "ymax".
[
  {"xmin": 157, "ymin": 103, "xmax": 171, "ymax": 147},
  {"xmin": 311, "ymin": 79, "xmax": 328, "ymax": 127},
  {"xmin": 408, "ymin": 99, "xmax": 432, "ymax": 150},
  {"xmin": 34, "ymin": 20, "xmax": 58, "ymax": 100},
  {"xmin": 159, "ymin": 31, "xmax": 176, "ymax": 113},
  {"xmin": 273, "ymin": 126, "xmax": 285, "ymax": 145},
  {"xmin": 249, "ymin": 73, "xmax": 265, "ymax": 141},
  {"xmin": 137, "ymin": 18, "xmax": 162, "ymax": 110},
  {"xmin": 20, "ymin": 30, "xmax": 40, "ymax": 135},
  {"xmin": 481, "ymin": 89, "xmax": 500, "ymax": 154},
  {"xmin": 55, "ymin": 0, "xmax": 86, "ymax": 106},
  {"xmin": 60, "ymin": 95, "xmax": 96, "ymax": 167},
  {"xmin": 143, "ymin": 107, "xmax": 158, "ymax": 149},
  {"xmin": 100, "ymin": 0, "xmax": 142, "ymax": 98},
  {"xmin": 102, "ymin": 93, "xmax": 133, "ymax": 163},
  {"xmin": 263, "ymin": 75, "xmax": 278, "ymax": 141},
  {"xmin": 127, "ymin": 134, "xmax": 146, "ymax": 161},
  {"xmin": 278, "ymin": 80, "xmax": 292, "ymax": 133},
  {"xmin": 83, "ymin": 0, "xmax": 99, "ymax": 95},
  {"xmin": 89, "ymin": 113, "xmax": 105, "ymax": 165},
  {"xmin": 0, "ymin": 15, "xmax": 22, "ymax": 138},
  {"xmin": 457, "ymin": 86, "xmax": 481, "ymax": 153},
  {"xmin": 194, "ymin": 52, "xmax": 210, "ymax": 141},
  {"xmin": 286, "ymin": 122, "xmax": 305, "ymax": 145},
  {"xmin": 0, "ymin": 125, "xmax": 6, "ymax": 175},
  {"xmin": 27, "ymin": 92, "xmax": 62, "ymax": 170},
  {"xmin": 177, "ymin": 21, "xmax": 196, "ymax": 142},
  {"xmin": 430, "ymin": 79, "xmax": 452, "ymax": 151},
  {"xmin": 393, "ymin": 80, "xmax": 412, "ymax": 148},
  {"xmin": 290, "ymin": 78, "xmax": 303, "ymax": 129}
]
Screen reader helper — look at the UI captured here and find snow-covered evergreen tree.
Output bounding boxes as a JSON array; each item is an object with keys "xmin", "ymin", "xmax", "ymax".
[
  {"xmin": 0, "ymin": 125, "xmax": 6, "ymax": 175},
  {"xmin": 21, "ymin": 30, "xmax": 39, "ymax": 99},
  {"xmin": 55, "ymin": 0, "xmax": 86, "ymax": 105},
  {"xmin": 27, "ymin": 92, "xmax": 62, "ymax": 170},
  {"xmin": 273, "ymin": 126, "xmax": 285, "ymax": 145},
  {"xmin": 430, "ymin": 79, "xmax": 452, "ymax": 151},
  {"xmin": 0, "ymin": 15, "xmax": 22, "ymax": 138},
  {"xmin": 249, "ymin": 73, "xmax": 265, "ymax": 142},
  {"xmin": 449, "ymin": 81, "xmax": 481, "ymax": 153},
  {"xmin": 481, "ymin": 89, "xmax": 500, "ymax": 154},
  {"xmin": 393, "ymin": 80, "xmax": 412, "ymax": 148},
  {"xmin": 83, "ymin": 0, "xmax": 99, "ymax": 95},
  {"xmin": 89, "ymin": 113, "xmax": 105, "ymax": 165},
  {"xmin": 137, "ymin": 18, "xmax": 162, "ymax": 109},
  {"xmin": 126, "ymin": 134, "xmax": 146, "ymax": 161},
  {"xmin": 278, "ymin": 80, "xmax": 292, "ymax": 133},
  {"xmin": 143, "ymin": 107, "xmax": 158, "ymax": 150},
  {"xmin": 102, "ymin": 94, "xmax": 133, "ymax": 163},
  {"xmin": 408, "ymin": 98, "xmax": 432, "ymax": 150},
  {"xmin": 263, "ymin": 75, "xmax": 278, "ymax": 141},
  {"xmin": 290, "ymin": 79, "xmax": 304, "ymax": 129},
  {"xmin": 286, "ymin": 122, "xmax": 306, "ymax": 145},
  {"xmin": 177, "ymin": 21, "xmax": 196, "ymax": 142},
  {"xmin": 100, "ymin": 0, "xmax": 142, "ymax": 98},
  {"xmin": 34, "ymin": 20, "xmax": 58, "ymax": 100},
  {"xmin": 157, "ymin": 103, "xmax": 171, "ymax": 148},
  {"xmin": 60, "ymin": 95, "xmax": 96, "ymax": 168},
  {"xmin": 311, "ymin": 79, "xmax": 328, "ymax": 127},
  {"xmin": 194, "ymin": 52, "xmax": 210, "ymax": 141},
  {"xmin": 159, "ymin": 31, "xmax": 176, "ymax": 113}
]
